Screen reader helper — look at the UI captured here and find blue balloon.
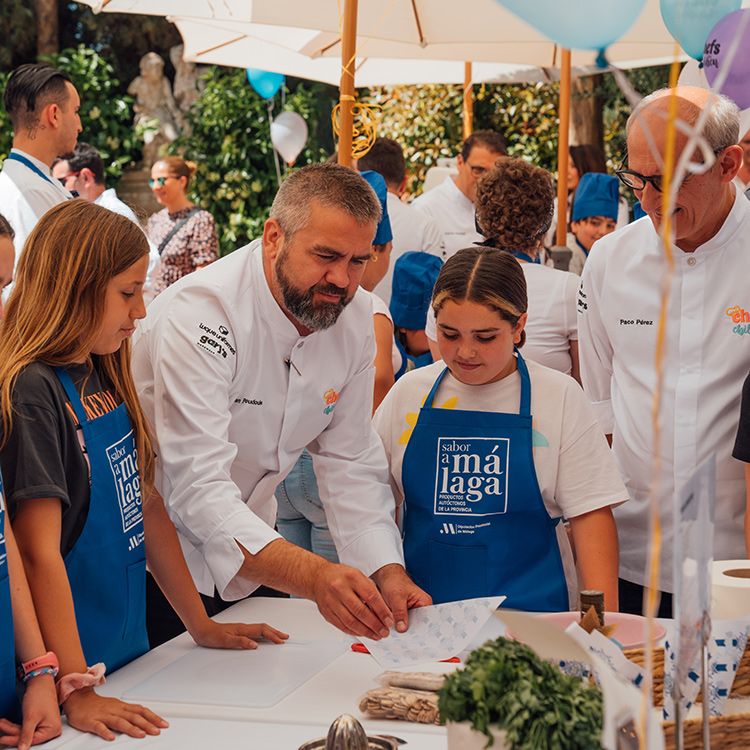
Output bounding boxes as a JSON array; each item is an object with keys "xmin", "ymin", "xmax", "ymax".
[
  {"xmin": 497, "ymin": 0, "xmax": 646, "ymax": 57},
  {"xmin": 245, "ymin": 68, "xmax": 285, "ymax": 99},
  {"xmin": 660, "ymin": 0, "xmax": 741, "ymax": 60}
]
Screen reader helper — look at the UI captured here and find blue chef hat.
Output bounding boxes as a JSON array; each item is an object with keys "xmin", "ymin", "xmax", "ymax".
[
  {"xmin": 359, "ymin": 170, "xmax": 393, "ymax": 245},
  {"xmin": 390, "ymin": 252, "xmax": 443, "ymax": 330},
  {"xmin": 571, "ymin": 172, "xmax": 620, "ymax": 222}
]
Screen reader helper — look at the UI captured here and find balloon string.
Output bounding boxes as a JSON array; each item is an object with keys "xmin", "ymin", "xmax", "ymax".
[{"xmin": 267, "ymin": 99, "xmax": 282, "ymax": 187}]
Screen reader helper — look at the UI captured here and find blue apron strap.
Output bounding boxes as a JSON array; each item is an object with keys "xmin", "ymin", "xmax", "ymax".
[
  {"xmin": 53, "ymin": 367, "xmax": 90, "ymax": 426},
  {"xmin": 515, "ymin": 349, "xmax": 531, "ymax": 416},
  {"xmin": 423, "ymin": 367, "xmax": 451, "ymax": 408},
  {"xmin": 6, "ymin": 152, "xmax": 56, "ymax": 187},
  {"xmin": 510, "ymin": 250, "xmax": 541, "ymax": 265}
]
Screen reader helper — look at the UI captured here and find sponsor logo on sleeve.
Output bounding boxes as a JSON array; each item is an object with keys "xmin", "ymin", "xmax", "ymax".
[
  {"xmin": 196, "ymin": 321, "xmax": 237, "ymax": 359},
  {"xmin": 577, "ymin": 284, "xmax": 587, "ymax": 313},
  {"xmin": 323, "ymin": 388, "xmax": 340, "ymax": 415}
]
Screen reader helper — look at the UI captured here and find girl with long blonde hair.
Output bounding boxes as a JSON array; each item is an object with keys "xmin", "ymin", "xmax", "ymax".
[{"xmin": 0, "ymin": 200, "xmax": 285, "ymax": 742}]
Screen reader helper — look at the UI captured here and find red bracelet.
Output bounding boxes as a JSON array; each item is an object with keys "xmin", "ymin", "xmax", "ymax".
[{"xmin": 17, "ymin": 651, "xmax": 59, "ymax": 682}]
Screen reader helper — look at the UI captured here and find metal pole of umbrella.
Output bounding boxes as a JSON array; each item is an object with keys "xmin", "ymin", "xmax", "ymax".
[
  {"xmin": 463, "ymin": 61, "xmax": 474, "ymax": 140},
  {"xmin": 551, "ymin": 48, "xmax": 572, "ymax": 270},
  {"xmin": 337, "ymin": 0, "xmax": 359, "ymax": 167}
]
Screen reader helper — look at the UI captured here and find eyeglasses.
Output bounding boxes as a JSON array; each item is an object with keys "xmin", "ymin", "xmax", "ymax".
[
  {"xmin": 57, "ymin": 171, "xmax": 79, "ymax": 186},
  {"xmin": 148, "ymin": 176, "xmax": 176, "ymax": 188},
  {"xmin": 615, "ymin": 146, "xmax": 730, "ymax": 193}
]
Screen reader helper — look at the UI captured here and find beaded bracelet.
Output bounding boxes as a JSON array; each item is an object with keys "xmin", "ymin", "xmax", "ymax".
[{"xmin": 22, "ymin": 665, "xmax": 59, "ymax": 683}]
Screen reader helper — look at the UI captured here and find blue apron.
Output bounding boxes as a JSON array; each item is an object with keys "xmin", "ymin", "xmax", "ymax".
[
  {"xmin": 55, "ymin": 368, "xmax": 148, "ymax": 673},
  {"xmin": 0, "ymin": 474, "xmax": 19, "ymax": 720},
  {"xmin": 401, "ymin": 351, "xmax": 568, "ymax": 611},
  {"xmin": 394, "ymin": 339, "xmax": 433, "ymax": 381}
]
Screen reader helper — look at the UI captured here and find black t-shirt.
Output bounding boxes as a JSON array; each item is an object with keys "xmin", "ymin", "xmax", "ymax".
[
  {"xmin": 0, "ymin": 361, "xmax": 121, "ymax": 557},
  {"xmin": 733, "ymin": 371, "xmax": 750, "ymax": 463}
]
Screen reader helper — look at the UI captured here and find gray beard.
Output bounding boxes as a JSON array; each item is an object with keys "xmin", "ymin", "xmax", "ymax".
[{"xmin": 276, "ymin": 254, "xmax": 350, "ymax": 331}]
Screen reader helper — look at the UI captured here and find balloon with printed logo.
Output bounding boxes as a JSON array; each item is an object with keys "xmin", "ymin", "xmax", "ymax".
[
  {"xmin": 702, "ymin": 8, "xmax": 750, "ymax": 109},
  {"xmin": 496, "ymin": 0, "xmax": 646, "ymax": 62},
  {"xmin": 245, "ymin": 68, "xmax": 285, "ymax": 99},
  {"xmin": 270, "ymin": 111, "xmax": 308, "ymax": 165},
  {"xmin": 660, "ymin": 0, "xmax": 741, "ymax": 60}
]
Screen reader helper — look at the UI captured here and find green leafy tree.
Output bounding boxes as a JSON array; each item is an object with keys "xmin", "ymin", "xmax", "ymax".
[
  {"xmin": 171, "ymin": 66, "xmax": 337, "ymax": 256},
  {"xmin": 0, "ymin": 46, "xmax": 139, "ymax": 183}
]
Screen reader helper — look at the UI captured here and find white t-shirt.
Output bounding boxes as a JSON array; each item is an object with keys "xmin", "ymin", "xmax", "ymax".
[
  {"xmin": 366, "ymin": 289, "xmax": 402, "ymax": 375},
  {"xmin": 373, "ymin": 358, "xmax": 627, "ymax": 520},
  {"xmin": 412, "ymin": 176, "xmax": 483, "ymax": 259},
  {"xmin": 425, "ymin": 259, "xmax": 579, "ymax": 375},
  {"xmin": 374, "ymin": 192, "xmax": 443, "ymax": 304}
]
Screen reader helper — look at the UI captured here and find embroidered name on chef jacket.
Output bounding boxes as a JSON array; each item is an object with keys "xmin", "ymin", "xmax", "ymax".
[
  {"xmin": 434, "ymin": 437, "xmax": 509, "ymax": 516},
  {"xmin": 107, "ymin": 431, "xmax": 142, "ymax": 535}
]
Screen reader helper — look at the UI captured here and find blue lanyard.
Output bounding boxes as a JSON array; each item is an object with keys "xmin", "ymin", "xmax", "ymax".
[
  {"xmin": 6, "ymin": 152, "xmax": 57, "ymax": 187},
  {"xmin": 510, "ymin": 250, "xmax": 541, "ymax": 264}
]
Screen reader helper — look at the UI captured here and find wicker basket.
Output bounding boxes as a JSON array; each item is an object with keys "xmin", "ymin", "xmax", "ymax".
[
  {"xmin": 625, "ymin": 644, "xmax": 750, "ymax": 706},
  {"xmin": 663, "ymin": 712, "xmax": 750, "ymax": 750}
]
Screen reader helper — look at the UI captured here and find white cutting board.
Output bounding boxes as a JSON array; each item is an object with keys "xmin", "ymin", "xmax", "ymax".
[
  {"xmin": 123, "ymin": 640, "xmax": 348, "ymax": 708},
  {"xmin": 50, "ymin": 717, "xmax": 448, "ymax": 749}
]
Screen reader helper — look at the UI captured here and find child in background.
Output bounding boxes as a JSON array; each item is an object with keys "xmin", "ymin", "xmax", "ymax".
[
  {"xmin": 374, "ymin": 247, "xmax": 627, "ymax": 611},
  {"xmin": 567, "ymin": 173, "xmax": 620, "ymax": 276},
  {"xmin": 390, "ymin": 252, "xmax": 443, "ymax": 378},
  {"xmin": 0, "ymin": 471, "xmax": 60, "ymax": 750},
  {"xmin": 0, "ymin": 201, "xmax": 286, "ymax": 742}
]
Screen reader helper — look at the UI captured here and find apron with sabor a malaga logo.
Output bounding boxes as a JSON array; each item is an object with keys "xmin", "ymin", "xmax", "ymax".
[
  {"xmin": 0, "ymin": 473, "xmax": 19, "ymax": 720},
  {"xmin": 55, "ymin": 368, "xmax": 149, "ymax": 672},
  {"xmin": 401, "ymin": 350, "xmax": 568, "ymax": 610}
]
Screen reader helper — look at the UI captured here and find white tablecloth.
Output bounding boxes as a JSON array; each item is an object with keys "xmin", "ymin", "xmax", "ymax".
[{"xmin": 45, "ymin": 597, "xmax": 461, "ymax": 749}]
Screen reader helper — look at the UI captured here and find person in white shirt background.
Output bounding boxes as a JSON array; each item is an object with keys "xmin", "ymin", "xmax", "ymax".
[
  {"xmin": 412, "ymin": 129, "xmax": 507, "ymax": 260},
  {"xmin": 356, "ymin": 138, "xmax": 443, "ymax": 304},
  {"xmin": 735, "ymin": 125, "xmax": 750, "ymax": 193},
  {"xmin": 426, "ymin": 158, "xmax": 580, "ymax": 382},
  {"xmin": 0, "ymin": 216, "xmax": 15, "ymax": 318},
  {"xmin": 132, "ymin": 163, "xmax": 430, "ymax": 646},
  {"xmin": 579, "ymin": 86, "xmax": 749, "ymax": 618},
  {"xmin": 0, "ymin": 64, "xmax": 80, "ymax": 259},
  {"xmin": 52, "ymin": 142, "xmax": 161, "ymax": 300}
]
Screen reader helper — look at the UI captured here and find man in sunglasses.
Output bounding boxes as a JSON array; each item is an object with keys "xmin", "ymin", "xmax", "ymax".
[
  {"xmin": 0, "ymin": 64, "xmax": 82, "ymax": 261},
  {"xmin": 578, "ymin": 86, "xmax": 748, "ymax": 618},
  {"xmin": 413, "ymin": 129, "xmax": 507, "ymax": 259}
]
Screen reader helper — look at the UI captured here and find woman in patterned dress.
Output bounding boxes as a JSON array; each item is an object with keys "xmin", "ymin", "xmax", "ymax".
[{"xmin": 146, "ymin": 156, "xmax": 218, "ymax": 295}]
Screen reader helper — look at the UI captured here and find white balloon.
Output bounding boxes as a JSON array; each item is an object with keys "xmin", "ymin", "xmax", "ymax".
[{"xmin": 270, "ymin": 111, "xmax": 308, "ymax": 165}]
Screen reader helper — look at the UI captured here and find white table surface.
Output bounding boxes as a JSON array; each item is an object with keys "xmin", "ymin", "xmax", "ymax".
[{"xmin": 45, "ymin": 597, "xmax": 480, "ymax": 749}]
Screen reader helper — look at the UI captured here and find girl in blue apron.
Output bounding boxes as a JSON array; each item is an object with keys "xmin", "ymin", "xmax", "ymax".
[
  {"xmin": 0, "ymin": 471, "xmax": 61, "ymax": 749},
  {"xmin": 373, "ymin": 246, "xmax": 622, "ymax": 612},
  {"xmin": 0, "ymin": 201, "xmax": 286, "ymax": 742}
]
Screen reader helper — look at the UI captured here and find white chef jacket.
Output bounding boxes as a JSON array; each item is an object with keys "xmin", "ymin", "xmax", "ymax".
[
  {"xmin": 374, "ymin": 192, "xmax": 443, "ymax": 304},
  {"xmin": 412, "ymin": 176, "xmax": 483, "ymax": 260},
  {"xmin": 0, "ymin": 148, "xmax": 71, "ymax": 256},
  {"xmin": 132, "ymin": 239, "xmax": 405, "ymax": 600},
  {"xmin": 578, "ymin": 190, "xmax": 750, "ymax": 591}
]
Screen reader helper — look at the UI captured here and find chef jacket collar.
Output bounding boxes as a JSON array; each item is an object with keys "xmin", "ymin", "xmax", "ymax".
[
  {"xmin": 669, "ymin": 185, "xmax": 748, "ymax": 259},
  {"xmin": 445, "ymin": 174, "xmax": 475, "ymax": 212}
]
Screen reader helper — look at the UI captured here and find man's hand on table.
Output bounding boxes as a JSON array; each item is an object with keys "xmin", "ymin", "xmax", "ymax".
[
  {"xmin": 371, "ymin": 563, "xmax": 432, "ymax": 633},
  {"xmin": 189, "ymin": 620, "xmax": 289, "ymax": 650}
]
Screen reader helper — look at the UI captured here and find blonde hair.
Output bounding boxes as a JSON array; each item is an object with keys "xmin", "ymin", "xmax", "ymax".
[
  {"xmin": 155, "ymin": 156, "xmax": 198, "ymax": 188},
  {"xmin": 0, "ymin": 200, "xmax": 154, "ymax": 491}
]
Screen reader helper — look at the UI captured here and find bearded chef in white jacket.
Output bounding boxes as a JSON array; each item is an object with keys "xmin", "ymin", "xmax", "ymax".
[
  {"xmin": 578, "ymin": 87, "xmax": 749, "ymax": 618},
  {"xmin": 133, "ymin": 163, "xmax": 430, "ymax": 641}
]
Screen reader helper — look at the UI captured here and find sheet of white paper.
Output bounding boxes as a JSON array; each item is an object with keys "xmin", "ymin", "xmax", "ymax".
[{"xmin": 360, "ymin": 596, "xmax": 505, "ymax": 668}]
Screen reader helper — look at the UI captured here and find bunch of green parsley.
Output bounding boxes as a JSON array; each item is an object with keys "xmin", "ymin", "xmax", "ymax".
[{"xmin": 438, "ymin": 638, "xmax": 605, "ymax": 749}]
